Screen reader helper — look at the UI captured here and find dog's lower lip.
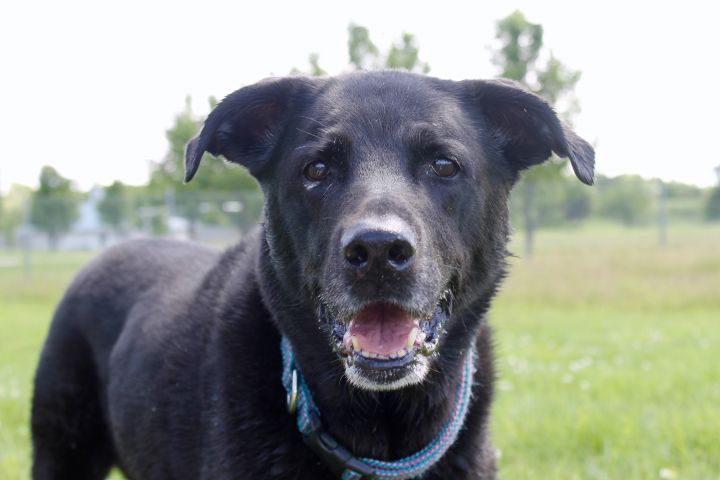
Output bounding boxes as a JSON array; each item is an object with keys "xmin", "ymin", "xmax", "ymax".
[{"xmin": 349, "ymin": 346, "xmax": 419, "ymax": 369}]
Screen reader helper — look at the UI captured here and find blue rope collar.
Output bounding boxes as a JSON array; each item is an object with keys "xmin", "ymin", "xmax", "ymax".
[{"xmin": 280, "ymin": 336, "xmax": 475, "ymax": 479}]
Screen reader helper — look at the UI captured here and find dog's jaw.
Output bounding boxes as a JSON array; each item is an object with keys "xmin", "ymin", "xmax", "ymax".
[
  {"xmin": 344, "ymin": 357, "xmax": 430, "ymax": 391},
  {"xmin": 321, "ymin": 299, "xmax": 449, "ymax": 391}
]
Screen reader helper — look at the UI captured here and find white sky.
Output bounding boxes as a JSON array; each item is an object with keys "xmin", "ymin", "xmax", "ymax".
[{"xmin": 1, "ymin": 0, "xmax": 719, "ymax": 192}]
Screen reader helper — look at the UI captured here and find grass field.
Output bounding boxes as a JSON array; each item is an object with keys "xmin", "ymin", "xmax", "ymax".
[{"xmin": 1, "ymin": 223, "xmax": 719, "ymax": 479}]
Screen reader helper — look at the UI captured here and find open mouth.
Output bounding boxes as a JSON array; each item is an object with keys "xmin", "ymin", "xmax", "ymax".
[{"xmin": 330, "ymin": 302, "xmax": 447, "ymax": 370}]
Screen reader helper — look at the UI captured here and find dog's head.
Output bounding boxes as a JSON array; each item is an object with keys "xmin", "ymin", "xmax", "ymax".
[{"xmin": 186, "ymin": 72, "xmax": 594, "ymax": 391}]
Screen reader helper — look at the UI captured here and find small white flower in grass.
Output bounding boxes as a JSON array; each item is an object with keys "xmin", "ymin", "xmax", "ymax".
[
  {"xmin": 658, "ymin": 467, "xmax": 676, "ymax": 479},
  {"xmin": 569, "ymin": 356, "xmax": 593, "ymax": 372},
  {"xmin": 498, "ymin": 380, "xmax": 514, "ymax": 392}
]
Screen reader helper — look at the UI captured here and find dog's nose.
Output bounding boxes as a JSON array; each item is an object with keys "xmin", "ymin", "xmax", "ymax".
[{"xmin": 341, "ymin": 220, "xmax": 415, "ymax": 273}]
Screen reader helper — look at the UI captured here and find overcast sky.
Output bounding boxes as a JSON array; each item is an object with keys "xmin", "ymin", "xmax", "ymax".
[{"xmin": 1, "ymin": 0, "xmax": 719, "ymax": 192}]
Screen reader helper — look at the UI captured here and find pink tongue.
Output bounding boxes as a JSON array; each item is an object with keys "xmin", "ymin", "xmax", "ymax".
[{"xmin": 349, "ymin": 304, "xmax": 417, "ymax": 355}]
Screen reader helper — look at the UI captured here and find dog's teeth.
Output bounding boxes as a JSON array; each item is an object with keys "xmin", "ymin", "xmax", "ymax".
[
  {"xmin": 351, "ymin": 336, "xmax": 361, "ymax": 352},
  {"xmin": 415, "ymin": 330, "xmax": 426, "ymax": 345},
  {"xmin": 389, "ymin": 351, "xmax": 398, "ymax": 359},
  {"xmin": 421, "ymin": 340, "xmax": 438, "ymax": 355},
  {"xmin": 407, "ymin": 328, "xmax": 419, "ymax": 348}
]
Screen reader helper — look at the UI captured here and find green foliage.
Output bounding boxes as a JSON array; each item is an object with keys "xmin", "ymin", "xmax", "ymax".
[
  {"xmin": 595, "ymin": 175, "xmax": 653, "ymax": 225},
  {"xmin": 149, "ymin": 96, "xmax": 261, "ymax": 235},
  {"xmin": 664, "ymin": 180, "xmax": 704, "ymax": 199},
  {"xmin": 1, "ymin": 184, "xmax": 31, "ymax": 246},
  {"xmin": 494, "ymin": 11, "xmax": 543, "ymax": 82},
  {"xmin": 386, "ymin": 33, "xmax": 430, "ymax": 73},
  {"xmin": 563, "ymin": 180, "xmax": 593, "ymax": 221},
  {"xmin": 347, "ymin": 25, "xmax": 430, "ymax": 72},
  {"xmin": 294, "ymin": 23, "xmax": 431, "ymax": 75},
  {"xmin": 706, "ymin": 186, "xmax": 720, "ymax": 221},
  {"xmin": 510, "ymin": 174, "xmax": 593, "ymax": 229},
  {"xmin": 308, "ymin": 53, "xmax": 326, "ymax": 76},
  {"xmin": 705, "ymin": 166, "xmax": 720, "ymax": 221},
  {"xmin": 292, "ymin": 54, "xmax": 327, "ymax": 77},
  {"xmin": 348, "ymin": 23, "xmax": 380, "ymax": 70},
  {"xmin": 493, "ymin": 11, "xmax": 585, "ymax": 254},
  {"xmin": 151, "ymin": 97, "xmax": 259, "ymax": 192},
  {"xmin": 536, "ymin": 54, "xmax": 582, "ymax": 119},
  {"xmin": 97, "ymin": 181, "xmax": 128, "ymax": 232},
  {"xmin": 508, "ymin": 173, "xmax": 711, "ymax": 228},
  {"xmin": 29, "ymin": 167, "xmax": 79, "ymax": 248}
]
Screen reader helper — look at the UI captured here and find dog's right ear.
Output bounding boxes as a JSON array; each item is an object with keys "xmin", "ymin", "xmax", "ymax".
[
  {"xmin": 461, "ymin": 78, "xmax": 595, "ymax": 185},
  {"xmin": 184, "ymin": 77, "xmax": 321, "ymax": 182}
]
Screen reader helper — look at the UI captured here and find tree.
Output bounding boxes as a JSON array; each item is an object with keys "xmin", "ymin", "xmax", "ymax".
[
  {"xmin": 291, "ymin": 53, "xmax": 327, "ymax": 77},
  {"xmin": 0, "ymin": 184, "xmax": 31, "ymax": 246},
  {"xmin": 494, "ymin": 11, "xmax": 543, "ymax": 81},
  {"xmin": 596, "ymin": 175, "xmax": 653, "ymax": 226},
  {"xmin": 308, "ymin": 53, "xmax": 327, "ymax": 76},
  {"xmin": 386, "ymin": 33, "xmax": 430, "ymax": 73},
  {"xmin": 707, "ymin": 188, "xmax": 720, "ymax": 221},
  {"xmin": 348, "ymin": 24, "xmax": 380, "ymax": 70},
  {"xmin": 97, "ymin": 180, "xmax": 129, "ymax": 233},
  {"xmin": 149, "ymin": 96, "xmax": 262, "ymax": 237},
  {"xmin": 347, "ymin": 24, "xmax": 430, "ymax": 72},
  {"xmin": 706, "ymin": 165, "xmax": 720, "ymax": 221},
  {"xmin": 563, "ymin": 179, "xmax": 592, "ymax": 221},
  {"xmin": 30, "ymin": 166, "xmax": 79, "ymax": 249},
  {"xmin": 292, "ymin": 24, "xmax": 431, "ymax": 77},
  {"xmin": 493, "ymin": 10, "xmax": 584, "ymax": 255}
]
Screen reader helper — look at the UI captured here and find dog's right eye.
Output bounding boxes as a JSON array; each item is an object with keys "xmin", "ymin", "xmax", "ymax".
[
  {"xmin": 304, "ymin": 161, "xmax": 330, "ymax": 181},
  {"xmin": 430, "ymin": 158, "xmax": 460, "ymax": 178}
]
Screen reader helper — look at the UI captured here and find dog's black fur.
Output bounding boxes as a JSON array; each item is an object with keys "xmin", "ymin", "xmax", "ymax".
[{"xmin": 31, "ymin": 71, "xmax": 594, "ymax": 479}]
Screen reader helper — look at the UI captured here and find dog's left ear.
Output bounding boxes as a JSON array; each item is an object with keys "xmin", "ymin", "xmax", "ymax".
[
  {"xmin": 185, "ymin": 76, "xmax": 322, "ymax": 182},
  {"xmin": 461, "ymin": 79, "xmax": 595, "ymax": 185}
]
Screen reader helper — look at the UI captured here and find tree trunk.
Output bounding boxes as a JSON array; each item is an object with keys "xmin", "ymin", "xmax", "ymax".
[
  {"xmin": 657, "ymin": 180, "xmax": 667, "ymax": 246},
  {"xmin": 48, "ymin": 232, "xmax": 58, "ymax": 251}
]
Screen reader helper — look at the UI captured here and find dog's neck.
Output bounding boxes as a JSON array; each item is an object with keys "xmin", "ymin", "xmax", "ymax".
[{"xmin": 297, "ymin": 336, "xmax": 475, "ymax": 461}]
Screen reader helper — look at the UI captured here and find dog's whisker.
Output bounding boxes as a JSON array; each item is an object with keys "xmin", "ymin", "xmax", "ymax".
[
  {"xmin": 297, "ymin": 115, "xmax": 331, "ymax": 130},
  {"xmin": 295, "ymin": 127, "xmax": 323, "ymax": 140}
]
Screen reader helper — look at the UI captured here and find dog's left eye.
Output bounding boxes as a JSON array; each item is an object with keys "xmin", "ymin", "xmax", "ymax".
[
  {"xmin": 430, "ymin": 158, "xmax": 460, "ymax": 178},
  {"xmin": 304, "ymin": 161, "xmax": 330, "ymax": 181}
]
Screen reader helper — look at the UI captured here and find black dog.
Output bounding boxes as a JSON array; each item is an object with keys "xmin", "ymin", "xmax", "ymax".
[{"xmin": 31, "ymin": 71, "xmax": 594, "ymax": 479}]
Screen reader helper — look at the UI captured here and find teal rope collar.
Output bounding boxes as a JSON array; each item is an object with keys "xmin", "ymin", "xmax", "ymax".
[{"xmin": 280, "ymin": 336, "xmax": 475, "ymax": 479}]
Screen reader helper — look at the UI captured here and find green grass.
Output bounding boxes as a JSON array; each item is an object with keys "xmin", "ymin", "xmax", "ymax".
[
  {"xmin": 1, "ymin": 224, "xmax": 719, "ymax": 479},
  {"xmin": 493, "ymin": 223, "xmax": 720, "ymax": 479},
  {"xmin": 0, "ymin": 251, "xmax": 96, "ymax": 478}
]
